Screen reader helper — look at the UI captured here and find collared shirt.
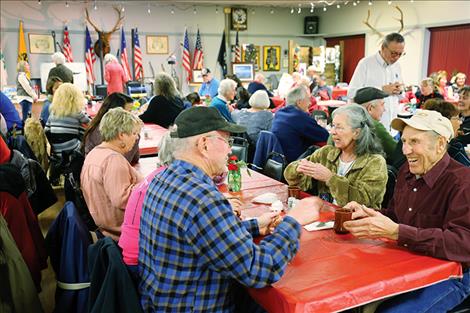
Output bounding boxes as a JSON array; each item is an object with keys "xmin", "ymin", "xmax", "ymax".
[
  {"xmin": 198, "ymin": 78, "xmax": 220, "ymax": 99},
  {"xmin": 348, "ymin": 52, "xmax": 403, "ymax": 135},
  {"xmin": 382, "ymin": 154, "xmax": 470, "ymax": 267},
  {"xmin": 138, "ymin": 160, "xmax": 301, "ymax": 312}
]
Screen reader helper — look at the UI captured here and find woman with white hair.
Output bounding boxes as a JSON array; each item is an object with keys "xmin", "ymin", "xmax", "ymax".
[
  {"xmin": 16, "ymin": 60, "xmax": 38, "ymax": 122},
  {"xmin": 81, "ymin": 107, "xmax": 143, "ymax": 240},
  {"xmin": 284, "ymin": 104, "xmax": 387, "ymax": 208},
  {"xmin": 139, "ymin": 72, "xmax": 184, "ymax": 128},
  {"xmin": 231, "ymin": 90, "xmax": 273, "ymax": 144},
  {"xmin": 47, "ymin": 52, "xmax": 73, "ymax": 83},
  {"xmin": 104, "ymin": 53, "xmax": 127, "ymax": 95},
  {"xmin": 210, "ymin": 78, "xmax": 237, "ymax": 122}
]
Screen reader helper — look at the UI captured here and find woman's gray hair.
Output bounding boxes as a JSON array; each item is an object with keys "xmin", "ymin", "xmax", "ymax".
[
  {"xmin": 218, "ymin": 79, "xmax": 237, "ymax": 98},
  {"xmin": 99, "ymin": 107, "xmax": 142, "ymax": 142},
  {"xmin": 332, "ymin": 104, "xmax": 384, "ymax": 156},
  {"xmin": 286, "ymin": 85, "xmax": 308, "ymax": 107},
  {"xmin": 157, "ymin": 131, "xmax": 175, "ymax": 166},
  {"xmin": 51, "ymin": 52, "xmax": 66, "ymax": 65},
  {"xmin": 154, "ymin": 72, "xmax": 180, "ymax": 99}
]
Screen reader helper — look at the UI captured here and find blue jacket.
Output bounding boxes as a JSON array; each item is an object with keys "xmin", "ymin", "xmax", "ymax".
[
  {"xmin": 210, "ymin": 96, "xmax": 234, "ymax": 123},
  {"xmin": 198, "ymin": 78, "xmax": 220, "ymax": 99},
  {"xmin": 271, "ymin": 105, "xmax": 329, "ymax": 163},
  {"xmin": 247, "ymin": 81, "xmax": 273, "ymax": 97},
  {"xmin": 0, "ymin": 91, "xmax": 23, "ymax": 130}
]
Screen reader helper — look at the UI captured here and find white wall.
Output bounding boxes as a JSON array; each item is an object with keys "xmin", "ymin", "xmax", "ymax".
[
  {"xmin": 318, "ymin": 0, "xmax": 470, "ymax": 84},
  {"xmin": 0, "ymin": 1, "xmax": 319, "ymax": 86}
]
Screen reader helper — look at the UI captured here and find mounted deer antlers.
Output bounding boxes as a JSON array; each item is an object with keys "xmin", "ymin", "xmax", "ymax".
[
  {"xmin": 363, "ymin": 6, "xmax": 404, "ymax": 37},
  {"xmin": 85, "ymin": 6, "xmax": 124, "ymax": 58}
]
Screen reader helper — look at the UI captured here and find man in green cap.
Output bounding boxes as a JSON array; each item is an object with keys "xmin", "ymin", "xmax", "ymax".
[
  {"xmin": 138, "ymin": 106, "xmax": 322, "ymax": 312},
  {"xmin": 354, "ymin": 86, "xmax": 398, "ymax": 165}
]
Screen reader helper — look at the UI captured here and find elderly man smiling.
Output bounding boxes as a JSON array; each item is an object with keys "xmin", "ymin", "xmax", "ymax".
[{"xmin": 344, "ymin": 109, "xmax": 470, "ymax": 312}]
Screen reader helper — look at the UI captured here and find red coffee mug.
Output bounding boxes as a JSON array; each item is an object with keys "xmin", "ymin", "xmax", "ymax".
[{"xmin": 334, "ymin": 208, "xmax": 353, "ymax": 234}]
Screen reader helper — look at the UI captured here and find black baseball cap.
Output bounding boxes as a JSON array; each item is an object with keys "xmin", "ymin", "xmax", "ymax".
[
  {"xmin": 201, "ymin": 68, "xmax": 211, "ymax": 76},
  {"xmin": 354, "ymin": 87, "xmax": 389, "ymax": 104},
  {"xmin": 170, "ymin": 106, "xmax": 246, "ymax": 138}
]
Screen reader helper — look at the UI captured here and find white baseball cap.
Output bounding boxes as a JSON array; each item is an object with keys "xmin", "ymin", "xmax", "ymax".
[{"xmin": 391, "ymin": 109, "xmax": 454, "ymax": 142}]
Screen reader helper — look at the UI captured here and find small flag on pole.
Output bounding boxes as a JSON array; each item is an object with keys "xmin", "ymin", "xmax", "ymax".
[
  {"xmin": 85, "ymin": 26, "xmax": 95, "ymax": 85},
  {"xmin": 63, "ymin": 25, "xmax": 74, "ymax": 62},
  {"xmin": 120, "ymin": 27, "xmax": 132, "ymax": 82},
  {"xmin": 234, "ymin": 31, "xmax": 241, "ymax": 63},
  {"xmin": 217, "ymin": 31, "xmax": 227, "ymax": 77},
  {"xmin": 18, "ymin": 21, "xmax": 28, "ymax": 62},
  {"xmin": 192, "ymin": 28, "xmax": 204, "ymax": 70},
  {"xmin": 133, "ymin": 28, "xmax": 144, "ymax": 81},
  {"xmin": 182, "ymin": 28, "xmax": 192, "ymax": 82}
]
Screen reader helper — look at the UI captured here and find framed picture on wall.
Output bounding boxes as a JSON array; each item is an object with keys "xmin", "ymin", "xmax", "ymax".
[
  {"xmin": 241, "ymin": 44, "xmax": 260, "ymax": 71},
  {"xmin": 192, "ymin": 70, "xmax": 204, "ymax": 83},
  {"xmin": 28, "ymin": 34, "xmax": 54, "ymax": 54},
  {"xmin": 263, "ymin": 45, "xmax": 281, "ymax": 71},
  {"xmin": 146, "ymin": 35, "xmax": 168, "ymax": 54},
  {"xmin": 232, "ymin": 63, "xmax": 254, "ymax": 82}
]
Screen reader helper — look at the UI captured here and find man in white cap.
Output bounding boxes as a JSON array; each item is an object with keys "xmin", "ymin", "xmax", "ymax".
[
  {"xmin": 198, "ymin": 68, "xmax": 219, "ymax": 99},
  {"xmin": 343, "ymin": 109, "xmax": 470, "ymax": 311}
]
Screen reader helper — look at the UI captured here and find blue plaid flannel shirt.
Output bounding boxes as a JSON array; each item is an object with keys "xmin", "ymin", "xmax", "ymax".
[{"xmin": 138, "ymin": 160, "xmax": 301, "ymax": 312}]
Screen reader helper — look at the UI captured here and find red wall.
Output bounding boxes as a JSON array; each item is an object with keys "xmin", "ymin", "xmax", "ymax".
[
  {"xmin": 325, "ymin": 34, "xmax": 365, "ymax": 84},
  {"xmin": 428, "ymin": 24, "xmax": 470, "ymax": 77}
]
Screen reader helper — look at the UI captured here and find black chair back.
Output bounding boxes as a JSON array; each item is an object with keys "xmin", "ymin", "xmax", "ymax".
[
  {"xmin": 382, "ymin": 164, "xmax": 399, "ymax": 208},
  {"xmin": 262, "ymin": 151, "xmax": 287, "ymax": 182},
  {"xmin": 231, "ymin": 136, "xmax": 249, "ymax": 162}
]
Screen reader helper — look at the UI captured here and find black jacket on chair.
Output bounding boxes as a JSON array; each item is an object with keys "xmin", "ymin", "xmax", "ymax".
[{"xmin": 87, "ymin": 237, "xmax": 143, "ymax": 313}]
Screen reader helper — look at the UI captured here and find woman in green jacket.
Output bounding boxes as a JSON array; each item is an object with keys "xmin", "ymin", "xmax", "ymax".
[{"xmin": 284, "ymin": 104, "xmax": 387, "ymax": 209}]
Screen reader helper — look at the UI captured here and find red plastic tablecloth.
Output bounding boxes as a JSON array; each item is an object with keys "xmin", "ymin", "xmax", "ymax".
[
  {"xmin": 139, "ymin": 124, "xmax": 168, "ymax": 156},
  {"xmin": 271, "ymin": 96, "xmax": 285, "ymax": 108},
  {"xmin": 248, "ymin": 217, "xmax": 462, "ymax": 313},
  {"xmin": 331, "ymin": 88, "xmax": 348, "ymax": 100}
]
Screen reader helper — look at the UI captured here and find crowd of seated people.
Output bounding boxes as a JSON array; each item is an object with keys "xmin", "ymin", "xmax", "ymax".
[{"xmin": 1, "ymin": 51, "xmax": 470, "ymax": 313}]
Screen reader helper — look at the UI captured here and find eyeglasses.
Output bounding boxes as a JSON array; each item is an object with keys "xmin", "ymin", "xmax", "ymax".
[
  {"xmin": 330, "ymin": 124, "xmax": 349, "ymax": 132},
  {"xmin": 385, "ymin": 45, "xmax": 406, "ymax": 57},
  {"xmin": 206, "ymin": 135, "xmax": 234, "ymax": 146}
]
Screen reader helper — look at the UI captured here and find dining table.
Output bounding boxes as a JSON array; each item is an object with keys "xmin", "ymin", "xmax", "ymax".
[
  {"xmin": 133, "ymin": 157, "xmax": 462, "ymax": 313},
  {"xmin": 138, "ymin": 123, "xmax": 168, "ymax": 157}
]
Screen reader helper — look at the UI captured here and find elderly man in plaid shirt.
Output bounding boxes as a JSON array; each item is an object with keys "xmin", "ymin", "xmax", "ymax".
[{"xmin": 138, "ymin": 106, "xmax": 322, "ymax": 312}]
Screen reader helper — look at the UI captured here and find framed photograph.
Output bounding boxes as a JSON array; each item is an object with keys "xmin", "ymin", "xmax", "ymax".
[
  {"xmin": 192, "ymin": 70, "xmax": 204, "ymax": 83},
  {"xmin": 241, "ymin": 44, "xmax": 260, "ymax": 71},
  {"xmin": 263, "ymin": 45, "xmax": 281, "ymax": 71},
  {"xmin": 28, "ymin": 34, "xmax": 54, "ymax": 54},
  {"xmin": 299, "ymin": 46, "xmax": 312, "ymax": 64},
  {"xmin": 232, "ymin": 63, "xmax": 254, "ymax": 82},
  {"xmin": 146, "ymin": 35, "xmax": 168, "ymax": 54}
]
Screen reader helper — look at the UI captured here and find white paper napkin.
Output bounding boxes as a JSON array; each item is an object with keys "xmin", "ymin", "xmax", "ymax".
[{"xmin": 304, "ymin": 221, "xmax": 334, "ymax": 231}]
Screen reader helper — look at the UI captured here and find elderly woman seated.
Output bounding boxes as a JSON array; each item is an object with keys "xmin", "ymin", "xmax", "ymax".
[
  {"xmin": 82, "ymin": 92, "xmax": 140, "ymax": 164},
  {"xmin": 81, "ymin": 107, "xmax": 143, "ymax": 240},
  {"xmin": 210, "ymin": 78, "xmax": 237, "ymax": 122},
  {"xmin": 231, "ymin": 90, "xmax": 273, "ymax": 144},
  {"xmin": 284, "ymin": 104, "xmax": 387, "ymax": 208}
]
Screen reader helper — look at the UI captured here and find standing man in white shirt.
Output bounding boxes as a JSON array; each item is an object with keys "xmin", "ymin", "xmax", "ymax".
[{"xmin": 348, "ymin": 33, "xmax": 405, "ymax": 136}]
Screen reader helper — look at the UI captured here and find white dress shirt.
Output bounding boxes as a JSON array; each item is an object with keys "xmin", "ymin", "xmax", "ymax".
[{"xmin": 348, "ymin": 52, "xmax": 403, "ymax": 136}]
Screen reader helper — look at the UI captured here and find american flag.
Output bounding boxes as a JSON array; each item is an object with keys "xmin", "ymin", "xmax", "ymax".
[
  {"xmin": 120, "ymin": 27, "xmax": 132, "ymax": 82},
  {"xmin": 84, "ymin": 26, "xmax": 95, "ymax": 85},
  {"xmin": 133, "ymin": 28, "xmax": 143, "ymax": 80},
  {"xmin": 182, "ymin": 28, "xmax": 192, "ymax": 82},
  {"xmin": 192, "ymin": 28, "xmax": 204, "ymax": 70},
  {"xmin": 63, "ymin": 25, "xmax": 73, "ymax": 63},
  {"xmin": 234, "ymin": 30, "xmax": 241, "ymax": 63}
]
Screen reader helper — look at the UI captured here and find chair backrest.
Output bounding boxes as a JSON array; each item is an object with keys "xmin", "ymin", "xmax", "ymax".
[
  {"xmin": 262, "ymin": 151, "xmax": 287, "ymax": 182},
  {"xmin": 253, "ymin": 131, "xmax": 285, "ymax": 169},
  {"xmin": 382, "ymin": 164, "xmax": 399, "ymax": 208},
  {"xmin": 230, "ymin": 136, "xmax": 249, "ymax": 162}
]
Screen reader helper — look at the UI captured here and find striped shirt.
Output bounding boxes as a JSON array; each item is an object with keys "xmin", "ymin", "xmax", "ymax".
[
  {"xmin": 45, "ymin": 112, "xmax": 90, "ymax": 157},
  {"xmin": 138, "ymin": 159, "xmax": 301, "ymax": 312}
]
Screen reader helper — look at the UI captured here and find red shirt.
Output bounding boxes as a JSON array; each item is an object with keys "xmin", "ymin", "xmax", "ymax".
[{"xmin": 383, "ymin": 154, "xmax": 470, "ymax": 267}]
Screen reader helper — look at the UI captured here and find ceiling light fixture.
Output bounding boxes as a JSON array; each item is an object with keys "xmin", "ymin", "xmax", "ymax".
[
  {"xmin": 290, "ymin": 7, "xmax": 294, "ymax": 14},
  {"xmin": 37, "ymin": 0, "xmax": 41, "ymax": 4},
  {"xmin": 193, "ymin": 7, "xmax": 197, "ymax": 14},
  {"xmin": 323, "ymin": 6, "xmax": 327, "ymax": 11},
  {"xmin": 337, "ymin": 4, "xmax": 340, "ymax": 8},
  {"xmin": 298, "ymin": 7, "xmax": 301, "ymax": 13},
  {"xmin": 215, "ymin": 6, "xmax": 218, "ymax": 14},
  {"xmin": 368, "ymin": 0, "xmax": 373, "ymax": 5},
  {"xmin": 388, "ymin": 0, "xmax": 392, "ymax": 4},
  {"xmin": 270, "ymin": 8, "xmax": 274, "ymax": 14},
  {"xmin": 93, "ymin": 0, "xmax": 97, "ymax": 10},
  {"xmin": 65, "ymin": 1, "xmax": 69, "ymax": 7},
  {"xmin": 252, "ymin": 8, "xmax": 255, "ymax": 14},
  {"xmin": 353, "ymin": 1, "xmax": 357, "ymax": 6}
]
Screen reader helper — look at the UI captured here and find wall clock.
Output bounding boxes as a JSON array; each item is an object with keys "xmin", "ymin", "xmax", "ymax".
[{"xmin": 231, "ymin": 8, "xmax": 247, "ymax": 31}]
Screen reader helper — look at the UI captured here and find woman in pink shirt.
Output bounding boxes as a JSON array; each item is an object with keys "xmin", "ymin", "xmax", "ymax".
[
  {"xmin": 80, "ymin": 107, "xmax": 143, "ymax": 240},
  {"xmin": 104, "ymin": 54, "xmax": 127, "ymax": 95}
]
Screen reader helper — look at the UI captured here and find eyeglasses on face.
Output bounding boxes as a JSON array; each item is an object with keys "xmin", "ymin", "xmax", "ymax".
[
  {"xmin": 206, "ymin": 135, "xmax": 234, "ymax": 146},
  {"xmin": 385, "ymin": 45, "xmax": 406, "ymax": 57}
]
